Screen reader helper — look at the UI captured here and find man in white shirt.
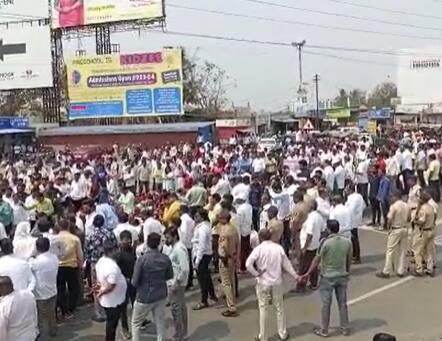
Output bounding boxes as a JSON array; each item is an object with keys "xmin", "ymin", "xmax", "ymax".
[
  {"xmin": 0, "ymin": 238, "xmax": 35, "ymax": 291},
  {"xmin": 231, "ymin": 176, "xmax": 251, "ymax": 204},
  {"xmin": 252, "ymin": 153, "xmax": 266, "ymax": 175},
  {"xmin": 236, "ymin": 194, "xmax": 253, "ymax": 272},
  {"xmin": 323, "ymin": 160, "xmax": 335, "ymax": 193},
  {"xmin": 345, "ymin": 186, "xmax": 366, "ymax": 264},
  {"xmin": 165, "ymin": 228, "xmax": 190, "ymax": 341},
  {"xmin": 401, "ymin": 146, "xmax": 414, "ymax": 194},
  {"xmin": 179, "ymin": 205, "xmax": 195, "ymax": 290},
  {"xmin": 0, "ymin": 276, "xmax": 38, "ymax": 341},
  {"xmin": 96, "ymin": 241, "xmax": 128, "ymax": 341},
  {"xmin": 356, "ymin": 157, "xmax": 369, "ymax": 205},
  {"xmin": 246, "ymin": 229, "xmax": 298, "ymax": 341},
  {"xmin": 142, "ymin": 209, "xmax": 165, "ymax": 242},
  {"xmin": 69, "ymin": 172, "xmax": 87, "ymax": 210},
  {"xmin": 29, "ymin": 237, "xmax": 59, "ymax": 338},
  {"xmin": 333, "ymin": 160, "xmax": 346, "ymax": 196},
  {"xmin": 210, "ymin": 175, "xmax": 231, "ymax": 197},
  {"xmin": 113, "ymin": 212, "xmax": 139, "ymax": 245},
  {"xmin": 297, "ymin": 201, "xmax": 325, "ymax": 291},
  {"xmin": 330, "ymin": 196, "xmax": 352, "ymax": 239}
]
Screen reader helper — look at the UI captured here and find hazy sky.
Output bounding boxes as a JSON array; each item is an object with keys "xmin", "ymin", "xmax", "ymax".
[{"xmin": 64, "ymin": 0, "xmax": 442, "ymax": 111}]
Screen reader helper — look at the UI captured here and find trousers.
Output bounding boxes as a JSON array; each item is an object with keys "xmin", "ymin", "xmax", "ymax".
[
  {"xmin": 382, "ymin": 228, "xmax": 407, "ymax": 275},
  {"xmin": 319, "ymin": 276, "xmax": 349, "ymax": 332},
  {"xmin": 297, "ymin": 249, "xmax": 318, "ymax": 289},
  {"xmin": 132, "ymin": 299, "xmax": 166, "ymax": 341},
  {"xmin": 219, "ymin": 259, "xmax": 237, "ymax": 312},
  {"xmin": 37, "ymin": 296, "xmax": 57, "ymax": 339},
  {"xmin": 256, "ymin": 283, "xmax": 287, "ymax": 341},
  {"xmin": 56, "ymin": 267, "xmax": 80, "ymax": 315},
  {"xmin": 104, "ymin": 304, "xmax": 124, "ymax": 341},
  {"xmin": 413, "ymin": 229, "xmax": 435, "ymax": 274},
  {"xmin": 196, "ymin": 255, "xmax": 216, "ymax": 305},
  {"xmin": 169, "ymin": 286, "xmax": 188, "ymax": 341},
  {"xmin": 351, "ymin": 228, "xmax": 361, "ymax": 261},
  {"xmin": 240, "ymin": 235, "xmax": 251, "ymax": 272}
]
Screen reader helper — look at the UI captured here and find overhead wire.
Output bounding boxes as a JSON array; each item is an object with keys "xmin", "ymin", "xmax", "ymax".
[
  {"xmin": 167, "ymin": 4, "xmax": 442, "ymax": 42},
  {"xmin": 242, "ymin": 0, "xmax": 442, "ymax": 33}
]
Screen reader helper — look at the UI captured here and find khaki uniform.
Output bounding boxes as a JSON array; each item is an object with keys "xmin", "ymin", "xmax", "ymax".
[
  {"xmin": 267, "ymin": 218, "xmax": 284, "ymax": 243},
  {"xmin": 382, "ymin": 200, "xmax": 410, "ymax": 275},
  {"xmin": 218, "ymin": 223, "xmax": 239, "ymax": 312},
  {"xmin": 290, "ymin": 202, "xmax": 310, "ymax": 258},
  {"xmin": 413, "ymin": 203, "xmax": 436, "ymax": 274}
]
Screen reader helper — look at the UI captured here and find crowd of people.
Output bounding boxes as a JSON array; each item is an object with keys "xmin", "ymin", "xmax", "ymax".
[{"xmin": 0, "ymin": 128, "xmax": 439, "ymax": 341}]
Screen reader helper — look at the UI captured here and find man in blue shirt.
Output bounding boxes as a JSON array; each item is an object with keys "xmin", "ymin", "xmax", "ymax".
[{"xmin": 376, "ymin": 168, "xmax": 391, "ymax": 230}]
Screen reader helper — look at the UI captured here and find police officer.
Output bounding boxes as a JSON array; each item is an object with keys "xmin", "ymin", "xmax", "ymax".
[
  {"xmin": 217, "ymin": 209, "xmax": 240, "ymax": 317},
  {"xmin": 412, "ymin": 191, "xmax": 436, "ymax": 277},
  {"xmin": 376, "ymin": 191, "xmax": 410, "ymax": 278}
]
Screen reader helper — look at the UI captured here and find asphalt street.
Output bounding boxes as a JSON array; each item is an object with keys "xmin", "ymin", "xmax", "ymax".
[{"xmin": 55, "ymin": 216, "xmax": 442, "ymax": 341}]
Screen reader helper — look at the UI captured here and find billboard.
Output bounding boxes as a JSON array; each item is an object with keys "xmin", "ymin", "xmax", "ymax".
[
  {"xmin": 398, "ymin": 48, "xmax": 442, "ymax": 105},
  {"xmin": 326, "ymin": 108, "xmax": 351, "ymax": 118},
  {"xmin": 51, "ymin": 0, "xmax": 164, "ymax": 28},
  {"xmin": 67, "ymin": 48, "xmax": 183, "ymax": 120},
  {"xmin": 0, "ymin": 0, "xmax": 49, "ymax": 23},
  {"xmin": 368, "ymin": 108, "xmax": 391, "ymax": 119},
  {"xmin": 0, "ymin": 26, "xmax": 53, "ymax": 90}
]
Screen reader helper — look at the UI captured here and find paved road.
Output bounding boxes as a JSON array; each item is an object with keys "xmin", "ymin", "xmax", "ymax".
[{"xmin": 54, "ymin": 220, "xmax": 442, "ymax": 341}]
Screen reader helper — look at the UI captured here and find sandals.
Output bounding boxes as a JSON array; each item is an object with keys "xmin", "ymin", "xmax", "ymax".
[
  {"xmin": 192, "ymin": 302, "xmax": 209, "ymax": 311},
  {"xmin": 221, "ymin": 310, "xmax": 239, "ymax": 317},
  {"xmin": 313, "ymin": 328, "xmax": 329, "ymax": 337}
]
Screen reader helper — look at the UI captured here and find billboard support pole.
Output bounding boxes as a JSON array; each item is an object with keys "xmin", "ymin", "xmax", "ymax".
[
  {"xmin": 43, "ymin": 29, "xmax": 64, "ymax": 123},
  {"xmin": 96, "ymin": 25, "xmax": 112, "ymax": 55}
]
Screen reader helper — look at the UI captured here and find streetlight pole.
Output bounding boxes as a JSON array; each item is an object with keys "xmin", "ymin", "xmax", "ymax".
[
  {"xmin": 313, "ymin": 73, "xmax": 321, "ymax": 129},
  {"xmin": 291, "ymin": 40, "xmax": 306, "ymax": 93}
]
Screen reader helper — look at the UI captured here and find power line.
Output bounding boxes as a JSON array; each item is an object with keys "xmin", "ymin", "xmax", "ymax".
[
  {"xmin": 167, "ymin": 4, "xmax": 442, "ymax": 42},
  {"xmin": 326, "ymin": 0, "xmax": 442, "ymax": 21},
  {"xmin": 242, "ymin": 0, "xmax": 442, "ymax": 33}
]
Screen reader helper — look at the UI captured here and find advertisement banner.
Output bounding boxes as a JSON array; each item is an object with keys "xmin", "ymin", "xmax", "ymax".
[
  {"xmin": 326, "ymin": 108, "xmax": 351, "ymax": 118},
  {"xmin": 0, "ymin": 26, "xmax": 53, "ymax": 90},
  {"xmin": 67, "ymin": 48, "xmax": 183, "ymax": 119},
  {"xmin": 0, "ymin": 0, "xmax": 49, "ymax": 22},
  {"xmin": 368, "ymin": 108, "xmax": 391, "ymax": 119},
  {"xmin": 367, "ymin": 120, "xmax": 377, "ymax": 135},
  {"xmin": 51, "ymin": 0, "xmax": 164, "ymax": 28},
  {"xmin": 398, "ymin": 48, "xmax": 442, "ymax": 105}
]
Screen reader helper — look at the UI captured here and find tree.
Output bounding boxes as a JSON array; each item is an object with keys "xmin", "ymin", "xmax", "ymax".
[
  {"xmin": 334, "ymin": 88, "xmax": 366, "ymax": 107},
  {"xmin": 0, "ymin": 90, "xmax": 43, "ymax": 117},
  {"xmin": 182, "ymin": 49, "xmax": 229, "ymax": 116},
  {"xmin": 367, "ymin": 82, "xmax": 397, "ymax": 108}
]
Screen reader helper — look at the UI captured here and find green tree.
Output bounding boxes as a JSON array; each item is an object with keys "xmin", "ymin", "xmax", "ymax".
[
  {"xmin": 367, "ymin": 82, "xmax": 397, "ymax": 108},
  {"xmin": 182, "ymin": 49, "xmax": 229, "ymax": 116},
  {"xmin": 0, "ymin": 90, "xmax": 43, "ymax": 117},
  {"xmin": 334, "ymin": 88, "xmax": 366, "ymax": 107}
]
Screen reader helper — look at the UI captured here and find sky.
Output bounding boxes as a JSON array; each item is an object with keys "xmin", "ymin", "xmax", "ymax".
[{"xmin": 63, "ymin": 0, "xmax": 442, "ymax": 112}]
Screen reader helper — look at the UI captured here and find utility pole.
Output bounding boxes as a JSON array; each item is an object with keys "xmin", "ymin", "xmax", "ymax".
[
  {"xmin": 291, "ymin": 40, "xmax": 306, "ymax": 93},
  {"xmin": 313, "ymin": 74, "xmax": 321, "ymax": 129}
]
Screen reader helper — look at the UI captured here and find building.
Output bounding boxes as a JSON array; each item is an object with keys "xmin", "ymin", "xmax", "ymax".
[{"xmin": 38, "ymin": 122, "xmax": 215, "ymax": 148}]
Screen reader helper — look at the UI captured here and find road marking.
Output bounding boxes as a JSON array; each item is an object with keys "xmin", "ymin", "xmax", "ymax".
[{"xmin": 348, "ymin": 276, "xmax": 414, "ymax": 306}]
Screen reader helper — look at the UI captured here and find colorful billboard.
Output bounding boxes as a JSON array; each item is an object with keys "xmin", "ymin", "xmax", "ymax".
[
  {"xmin": 0, "ymin": 0, "xmax": 49, "ymax": 23},
  {"xmin": 326, "ymin": 108, "xmax": 351, "ymax": 118},
  {"xmin": 67, "ymin": 48, "xmax": 183, "ymax": 120},
  {"xmin": 0, "ymin": 26, "xmax": 53, "ymax": 90},
  {"xmin": 51, "ymin": 0, "xmax": 164, "ymax": 28}
]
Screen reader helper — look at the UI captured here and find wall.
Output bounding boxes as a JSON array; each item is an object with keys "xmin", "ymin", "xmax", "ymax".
[{"xmin": 39, "ymin": 132, "xmax": 197, "ymax": 148}]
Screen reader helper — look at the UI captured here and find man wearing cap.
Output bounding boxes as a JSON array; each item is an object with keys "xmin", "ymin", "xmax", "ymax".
[
  {"xmin": 376, "ymin": 191, "xmax": 410, "ymax": 278},
  {"xmin": 412, "ymin": 191, "xmax": 436, "ymax": 276}
]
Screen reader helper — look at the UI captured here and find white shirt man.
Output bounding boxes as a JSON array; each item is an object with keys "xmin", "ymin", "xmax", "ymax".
[
  {"xmin": 316, "ymin": 196, "xmax": 331, "ymax": 221},
  {"xmin": 237, "ymin": 200, "xmax": 253, "ymax": 237},
  {"xmin": 0, "ymin": 252, "xmax": 35, "ymax": 291},
  {"xmin": 356, "ymin": 159, "xmax": 369, "ymax": 185},
  {"xmin": 232, "ymin": 182, "xmax": 250, "ymax": 203},
  {"xmin": 0, "ymin": 286, "xmax": 38, "ymax": 341},
  {"xmin": 252, "ymin": 157, "xmax": 266, "ymax": 174},
  {"xmin": 334, "ymin": 164, "xmax": 346, "ymax": 192},
  {"xmin": 346, "ymin": 191, "xmax": 365, "ymax": 230},
  {"xmin": 70, "ymin": 176, "xmax": 88, "ymax": 201},
  {"xmin": 29, "ymin": 249, "xmax": 59, "ymax": 301},
  {"xmin": 268, "ymin": 189, "xmax": 291, "ymax": 221},
  {"xmin": 330, "ymin": 203, "xmax": 352, "ymax": 238},
  {"xmin": 179, "ymin": 212, "xmax": 195, "ymax": 250},
  {"xmin": 210, "ymin": 178, "xmax": 231, "ymax": 197},
  {"xmin": 259, "ymin": 203, "xmax": 271, "ymax": 231},
  {"xmin": 167, "ymin": 240, "xmax": 190, "ymax": 288},
  {"xmin": 143, "ymin": 216, "xmax": 165, "ymax": 241},
  {"xmin": 95, "ymin": 255, "xmax": 127, "ymax": 309},
  {"xmin": 402, "ymin": 148, "xmax": 413, "ymax": 171},
  {"xmin": 301, "ymin": 209, "xmax": 325, "ymax": 251},
  {"xmin": 191, "ymin": 221, "xmax": 212, "ymax": 267},
  {"xmin": 323, "ymin": 164, "xmax": 335, "ymax": 193},
  {"xmin": 113, "ymin": 222, "xmax": 139, "ymax": 244}
]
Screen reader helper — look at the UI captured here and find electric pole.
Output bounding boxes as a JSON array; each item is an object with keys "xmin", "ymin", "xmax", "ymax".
[
  {"xmin": 313, "ymin": 74, "xmax": 321, "ymax": 129},
  {"xmin": 291, "ymin": 40, "xmax": 306, "ymax": 93}
]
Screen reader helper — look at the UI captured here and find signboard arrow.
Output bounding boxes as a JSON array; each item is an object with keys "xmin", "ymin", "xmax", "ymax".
[{"xmin": 0, "ymin": 40, "xmax": 26, "ymax": 61}]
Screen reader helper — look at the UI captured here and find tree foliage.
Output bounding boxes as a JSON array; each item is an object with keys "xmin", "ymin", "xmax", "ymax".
[
  {"xmin": 367, "ymin": 82, "xmax": 397, "ymax": 108},
  {"xmin": 182, "ymin": 49, "xmax": 229, "ymax": 116},
  {"xmin": 334, "ymin": 88, "xmax": 366, "ymax": 107},
  {"xmin": 0, "ymin": 90, "xmax": 43, "ymax": 117}
]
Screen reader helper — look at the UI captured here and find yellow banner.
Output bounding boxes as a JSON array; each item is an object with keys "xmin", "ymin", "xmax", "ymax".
[
  {"xmin": 67, "ymin": 48, "xmax": 183, "ymax": 120},
  {"xmin": 51, "ymin": 0, "xmax": 164, "ymax": 28}
]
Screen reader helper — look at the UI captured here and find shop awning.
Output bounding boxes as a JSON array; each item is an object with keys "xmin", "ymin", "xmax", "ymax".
[{"xmin": 0, "ymin": 129, "xmax": 34, "ymax": 135}]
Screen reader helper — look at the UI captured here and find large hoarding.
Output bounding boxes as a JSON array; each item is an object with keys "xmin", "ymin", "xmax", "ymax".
[
  {"xmin": 0, "ymin": 26, "xmax": 53, "ymax": 90},
  {"xmin": 398, "ymin": 48, "xmax": 442, "ymax": 105},
  {"xmin": 67, "ymin": 48, "xmax": 183, "ymax": 120},
  {"xmin": 51, "ymin": 0, "xmax": 164, "ymax": 28},
  {"xmin": 0, "ymin": 0, "xmax": 49, "ymax": 22}
]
